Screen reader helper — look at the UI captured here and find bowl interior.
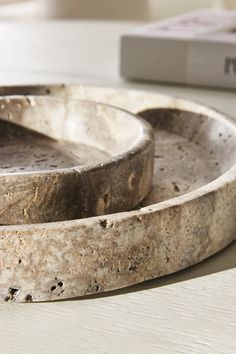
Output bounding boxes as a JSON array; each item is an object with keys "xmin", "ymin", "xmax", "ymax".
[
  {"xmin": 0, "ymin": 96, "xmax": 146, "ymax": 173},
  {"xmin": 138, "ymin": 108, "xmax": 236, "ymax": 206}
]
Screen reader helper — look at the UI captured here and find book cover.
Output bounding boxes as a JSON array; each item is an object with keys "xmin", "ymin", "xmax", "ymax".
[{"xmin": 120, "ymin": 9, "xmax": 236, "ymax": 88}]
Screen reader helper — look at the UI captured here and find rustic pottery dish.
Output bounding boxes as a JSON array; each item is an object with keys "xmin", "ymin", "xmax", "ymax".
[
  {"xmin": 0, "ymin": 85, "xmax": 235, "ymax": 303},
  {"xmin": 0, "ymin": 96, "xmax": 154, "ymax": 224}
]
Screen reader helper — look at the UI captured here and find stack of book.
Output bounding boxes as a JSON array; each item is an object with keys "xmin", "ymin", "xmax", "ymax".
[{"xmin": 120, "ymin": 9, "xmax": 236, "ymax": 89}]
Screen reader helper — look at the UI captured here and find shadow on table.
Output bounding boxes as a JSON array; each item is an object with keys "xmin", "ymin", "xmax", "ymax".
[{"xmin": 75, "ymin": 240, "xmax": 236, "ymax": 301}]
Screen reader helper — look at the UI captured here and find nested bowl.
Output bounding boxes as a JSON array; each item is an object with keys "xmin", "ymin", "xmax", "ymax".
[
  {"xmin": 0, "ymin": 85, "xmax": 235, "ymax": 303},
  {"xmin": 0, "ymin": 96, "xmax": 154, "ymax": 224}
]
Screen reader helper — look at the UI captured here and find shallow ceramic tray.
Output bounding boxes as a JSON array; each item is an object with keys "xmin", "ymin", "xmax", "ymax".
[
  {"xmin": 0, "ymin": 96, "xmax": 153, "ymax": 224},
  {"xmin": 0, "ymin": 85, "xmax": 236, "ymax": 303}
]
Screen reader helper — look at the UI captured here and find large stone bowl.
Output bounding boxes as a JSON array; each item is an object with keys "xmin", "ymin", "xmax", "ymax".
[{"xmin": 0, "ymin": 85, "xmax": 235, "ymax": 303}]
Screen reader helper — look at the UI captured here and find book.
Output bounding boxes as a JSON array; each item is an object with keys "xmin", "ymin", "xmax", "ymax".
[{"xmin": 120, "ymin": 9, "xmax": 236, "ymax": 89}]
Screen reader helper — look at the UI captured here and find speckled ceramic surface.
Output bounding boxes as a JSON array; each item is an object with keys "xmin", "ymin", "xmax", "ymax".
[
  {"xmin": 0, "ymin": 96, "xmax": 153, "ymax": 224},
  {"xmin": 0, "ymin": 85, "xmax": 235, "ymax": 303}
]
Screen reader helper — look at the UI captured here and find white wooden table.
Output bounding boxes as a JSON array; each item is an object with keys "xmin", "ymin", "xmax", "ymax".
[{"xmin": 0, "ymin": 20, "xmax": 235, "ymax": 354}]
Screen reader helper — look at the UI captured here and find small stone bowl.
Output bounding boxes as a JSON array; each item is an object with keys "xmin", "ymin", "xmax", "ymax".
[{"xmin": 0, "ymin": 96, "xmax": 154, "ymax": 224}]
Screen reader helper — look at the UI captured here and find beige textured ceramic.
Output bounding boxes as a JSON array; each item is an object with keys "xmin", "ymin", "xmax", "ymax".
[
  {"xmin": 0, "ymin": 96, "xmax": 154, "ymax": 224},
  {"xmin": 0, "ymin": 85, "xmax": 235, "ymax": 303}
]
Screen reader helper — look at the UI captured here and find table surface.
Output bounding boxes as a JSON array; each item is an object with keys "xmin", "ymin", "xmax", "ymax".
[{"xmin": 0, "ymin": 20, "xmax": 235, "ymax": 354}]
